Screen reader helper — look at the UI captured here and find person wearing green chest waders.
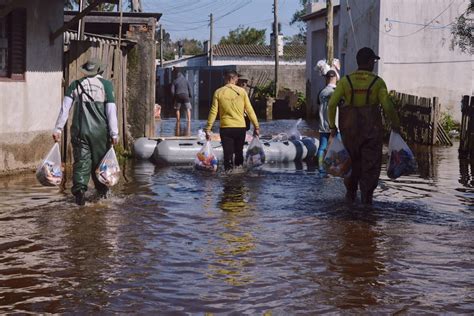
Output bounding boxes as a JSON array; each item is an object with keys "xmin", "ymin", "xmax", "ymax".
[
  {"xmin": 52, "ymin": 58, "xmax": 119, "ymax": 206},
  {"xmin": 328, "ymin": 47, "xmax": 400, "ymax": 205}
]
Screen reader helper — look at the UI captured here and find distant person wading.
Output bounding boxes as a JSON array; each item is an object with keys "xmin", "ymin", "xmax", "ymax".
[
  {"xmin": 171, "ymin": 70, "xmax": 193, "ymax": 122},
  {"xmin": 205, "ymin": 70, "xmax": 260, "ymax": 172}
]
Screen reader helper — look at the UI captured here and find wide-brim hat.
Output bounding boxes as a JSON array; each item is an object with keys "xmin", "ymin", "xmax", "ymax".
[{"xmin": 80, "ymin": 58, "xmax": 104, "ymax": 76}]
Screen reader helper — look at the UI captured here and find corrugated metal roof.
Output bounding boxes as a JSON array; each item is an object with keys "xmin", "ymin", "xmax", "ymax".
[{"xmin": 213, "ymin": 44, "xmax": 305, "ymax": 59}]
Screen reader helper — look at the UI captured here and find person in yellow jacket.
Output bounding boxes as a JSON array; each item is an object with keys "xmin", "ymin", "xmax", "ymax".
[
  {"xmin": 205, "ymin": 70, "xmax": 260, "ymax": 171},
  {"xmin": 328, "ymin": 47, "xmax": 400, "ymax": 204}
]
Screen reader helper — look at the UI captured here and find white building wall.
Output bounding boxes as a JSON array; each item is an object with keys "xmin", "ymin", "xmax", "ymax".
[
  {"xmin": 0, "ymin": 0, "xmax": 63, "ymax": 173},
  {"xmin": 378, "ymin": 0, "xmax": 472, "ymax": 120}
]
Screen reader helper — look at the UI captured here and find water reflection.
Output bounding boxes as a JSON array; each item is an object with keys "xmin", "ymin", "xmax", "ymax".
[
  {"xmin": 209, "ymin": 177, "xmax": 256, "ymax": 286},
  {"xmin": 174, "ymin": 120, "xmax": 191, "ymax": 137},
  {"xmin": 459, "ymin": 159, "xmax": 474, "ymax": 188},
  {"xmin": 327, "ymin": 213, "xmax": 385, "ymax": 309}
]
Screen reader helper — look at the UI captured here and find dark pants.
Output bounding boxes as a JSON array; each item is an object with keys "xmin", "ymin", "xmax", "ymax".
[
  {"xmin": 339, "ymin": 105, "xmax": 383, "ymax": 204},
  {"xmin": 220, "ymin": 127, "xmax": 246, "ymax": 171}
]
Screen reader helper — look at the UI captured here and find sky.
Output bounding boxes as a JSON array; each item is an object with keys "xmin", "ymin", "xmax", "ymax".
[{"xmin": 141, "ymin": 0, "xmax": 303, "ymax": 44}]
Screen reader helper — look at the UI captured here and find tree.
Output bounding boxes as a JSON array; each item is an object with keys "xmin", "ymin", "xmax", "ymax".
[
  {"xmin": 181, "ymin": 39, "xmax": 204, "ymax": 55},
  {"xmin": 156, "ymin": 28, "xmax": 175, "ymax": 61},
  {"xmin": 289, "ymin": 0, "xmax": 309, "ymax": 44},
  {"xmin": 451, "ymin": 2, "xmax": 473, "ymax": 54},
  {"xmin": 219, "ymin": 26, "xmax": 266, "ymax": 45},
  {"xmin": 64, "ymin": 0, "xmax": 121, "ymax": 11},
  {"xmin": 283, "ymin": 34, "xmax": 306, "ymax": 46}
]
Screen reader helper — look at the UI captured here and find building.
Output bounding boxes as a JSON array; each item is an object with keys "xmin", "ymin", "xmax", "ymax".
[
  {"xmin": 0, "ymin": 0, "xmax": 64, "ymax": 175},
  {"xmin": 156, "ymin": 43, "xmax": 306, "ymax": 118},
  {"xmin": 304, "ymin": 0, "xmax": 473, "ymax": 120}
]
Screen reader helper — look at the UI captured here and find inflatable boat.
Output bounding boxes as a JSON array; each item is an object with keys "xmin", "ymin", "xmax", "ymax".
[{"xmin": 134, "ymin": 135, "xmax": 319, "ymax": 165}]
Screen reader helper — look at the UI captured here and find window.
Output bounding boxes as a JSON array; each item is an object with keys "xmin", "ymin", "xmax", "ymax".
[{"xmin": 0, "ymin": 8, "xmax": 26, "ymax": 80}]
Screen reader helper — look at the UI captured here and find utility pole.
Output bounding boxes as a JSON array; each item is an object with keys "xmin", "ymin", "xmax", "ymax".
[
  {"xmin": 273, "ymin": 0, "xmax": 279, "ymax": 97},
  {"xmin": 160, "ymin": 24, "xmax": 164, "ymax": 67},
  {"xmin": 209, "ymin": 13, "xmax": 213, "ymax": 66},
  {"xmin": 326, "ymin": 0, "xmax": 334, "ymax": 66}
]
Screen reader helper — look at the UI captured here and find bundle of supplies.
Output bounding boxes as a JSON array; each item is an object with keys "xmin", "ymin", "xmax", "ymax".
[
  {"xmin": 315, "ymin": 59, "xmax": 341, "ymax": 79},
  {"xmin": 195, "ymin": 141, "xmax": 218, "ymax": 171},
  {"xmin": 96, "ymin": 147, "xmax": 121, "ymax": 187},
  {"xmin": 245, "ymin": 136, "xmax": 265, "ymax": 168},
  {"xmin": 323, "ymin": 137, "xmax": 351, "ymax": 177},
  {"xmin": 387, "ymin": 131, "xmax": 416, "ymax": 179},
  {"xmin": 36, "ymin": 143, "xmax": 63, "ymax": 186}
]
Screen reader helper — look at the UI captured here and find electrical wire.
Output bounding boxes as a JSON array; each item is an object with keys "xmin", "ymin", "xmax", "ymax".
[{"xmin": 346, "ymin": 0, "xmax": 359, "ymax": 50}]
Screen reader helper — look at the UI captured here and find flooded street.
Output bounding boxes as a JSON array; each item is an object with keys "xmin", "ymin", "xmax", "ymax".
[{"xmin": 0, "ymin": 119, "xmax": 473, "ymax": 314}]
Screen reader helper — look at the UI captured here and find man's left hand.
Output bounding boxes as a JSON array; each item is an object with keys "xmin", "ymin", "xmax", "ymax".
[
  {"xmin": 253, "ymin": 128, "xmax": 260, "ymax": 137},
  {"xmin": 205, "ymin": 131, "xmax": 211, "ymax": 141}
]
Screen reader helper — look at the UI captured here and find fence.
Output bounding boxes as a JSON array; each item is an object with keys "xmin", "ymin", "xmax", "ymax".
[
  {"xmin": 391, "ymin": 91, "xmax": 452, "ymax": 146},
  {"xmin": 459, "ymin": 95, "xmax": 474, "ymax": 159}
]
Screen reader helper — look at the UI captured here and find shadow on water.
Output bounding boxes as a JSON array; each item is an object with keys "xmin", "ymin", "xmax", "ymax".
[{"xmin": 0, "ymin": 120, "xmax": 473, "ymax": 313}]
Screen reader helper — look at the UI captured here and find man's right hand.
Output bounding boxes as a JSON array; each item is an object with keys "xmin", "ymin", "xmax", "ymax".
[
  {"xmin": 205, "ymin": 131, "xmax": 211, "ymax": 140},
  {"xmin": 330, "ymin": 128, "xmax": 338, "ymax": 138},
  {"xmin": 52, "ymin": 132, "xmax": 61, "ymax": 142}
]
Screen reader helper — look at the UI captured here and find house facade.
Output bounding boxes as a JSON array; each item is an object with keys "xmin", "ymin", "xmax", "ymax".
[
  {"xmin": 0, "ymin": 0, "xmax": 64, "ymax": 174},
  {"xmin": 304, "ymin": 0, "xmax": 473, "ymax": 120}
]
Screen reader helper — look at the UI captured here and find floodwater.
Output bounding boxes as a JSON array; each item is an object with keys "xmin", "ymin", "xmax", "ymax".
[{"xmin": 0, "ymin": 119, "xmax": 473, "ymax": 314}]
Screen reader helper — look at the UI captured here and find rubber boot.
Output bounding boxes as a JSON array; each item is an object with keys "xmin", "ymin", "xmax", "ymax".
[
  {"xmin": 75, "ymin": 190, "xmax": 86, "ymax": 206},
  {"xmin": 345, "ymin": 190, "xmax": 357, "ymax": 204},
  {"xmin": 361, "ymin": 191, "xmax": 373, "ymax": 205}
]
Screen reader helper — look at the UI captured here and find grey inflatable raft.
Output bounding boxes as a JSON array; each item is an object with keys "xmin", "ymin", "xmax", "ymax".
[{"xmin": 134, "ymin": 136, "xmax": 319, "ymax": 165}]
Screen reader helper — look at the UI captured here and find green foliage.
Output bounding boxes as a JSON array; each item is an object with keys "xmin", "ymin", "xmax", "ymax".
[
  {"xmin": 451, "ymin": 3, "xmax": 473, "ymax": 54},
  {"xmin": 289, "ymin": 0, "xmax": 309, "ymax": 44},
  {"xmin": 253, "ymin": 81, "xmax": 275, "ymax": 100},
  {"xmin": 64, "ymin": 0, "xmax": 115, "ymax": 11},
  {"xmin": 181, "ymin": 38, "xmax": 204, "ymax": 55},
  {"xmin": 114, "ymin": 144, "xmax": 132, "ymax": 163},
  {"xmin": 219, "ymin": 26, "xmax": 266, "ymax": 45},
  {"xmin": 296, "ymin": 91, "xmax": 306, "ymax": 110},
  {"xmin": 283, "ymin": 34, "xmax": 306, "ymax": 46},
  {"xmin": 440, "ymin": 112, "xmax": 461, "ymax": 133}
]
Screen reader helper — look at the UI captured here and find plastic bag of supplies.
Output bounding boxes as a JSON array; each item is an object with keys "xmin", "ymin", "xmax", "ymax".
[
  {"xmin": 96, "ymin": 147, "xmax": 121, "ymax": 187},
  {"xmin": 36, "ymin": 143, "xmax": 63, "ymax": 186},
  {"xmin": 323, "ymin": 137, "xmax": 351, "ymax": 177},
  {"xmin": 246, "ymin": 136, "xmax": 265, "ymax": 168},
  {"xmin": 387, "ymin": 131, "xmax": 417, "ymax": 179},
  {"xmin": 195, "ymin": 141, "xmax": 218, "ymax": 171},
  {"xmin": 288, "ymin": 118, "xmax": 302, "ymax": 141}
]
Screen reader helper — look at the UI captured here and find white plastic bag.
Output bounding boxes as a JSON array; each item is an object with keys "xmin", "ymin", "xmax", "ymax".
[
  {"xmin": 288, "ymin": 118, "xmax": 302, "ymax": 141},
  {"xmin": 36, "ymin": 143, "xmax": 63, "ymax": 186},
  {"xmin": 194, "ymin": 141, "xmax": 218, "ymax": 171},
  {"xmin": 246, "ymin": 136, "xmax": 265, "ymax": 168},
  {"xmin": 323, "ymin": 137, "xmax": 351, "ymax": 177},
  {"xmin": 387, "ymin": 131, "xmax": 417, "ymax": 179},
  {"xmin": 96, "ymin": 147, "xmax": 121, "ymax": 187}
]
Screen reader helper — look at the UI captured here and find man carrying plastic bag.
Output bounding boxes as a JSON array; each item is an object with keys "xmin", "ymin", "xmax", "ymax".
[
  {"xmin": 246, "ymin": 136, "xmax": 265, "ymax": 168},
  {"xmin": 195, "ymin": 141, "xmax": 218, "ymax": 171},
  {"xmin": 36, "ymin": 143, "xmax": 63, "ymax": 186},
  {"xmin": 387, "ymin": 131, "xmax": 416, "ymax": 179},
  {"xmin": 327, "ymin": 48, "xmax": 401, "ymax": 205},
  {"xmin": 52, "ymin": 58, "xmax": 119, "ymax": 205}
]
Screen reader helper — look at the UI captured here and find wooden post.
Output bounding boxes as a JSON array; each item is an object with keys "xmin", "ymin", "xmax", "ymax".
[
  {"xmin": 326, "ymin": 0, "xmax": 334, "ymax": 66},
  {"xmin": 209, "ymin": 13, "xmax": 213, "ymax": 66},
  {"xmin": 273, "ymin": 0, "xmax": 279, "ymax": 97}
]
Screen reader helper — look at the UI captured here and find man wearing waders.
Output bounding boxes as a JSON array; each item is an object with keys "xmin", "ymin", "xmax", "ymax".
[
  {"xmin": 328, "ymin": 47, "xmax": 400, "ymax": 205},
  {"xmin": 52, "ymin": 59, "xmax": 119, "ymax": 206}
]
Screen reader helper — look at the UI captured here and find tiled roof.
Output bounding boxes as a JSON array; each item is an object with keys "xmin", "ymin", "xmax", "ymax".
[{"xmin": 213, "ymin": 44, "xmax": 305, "ymax": 59}]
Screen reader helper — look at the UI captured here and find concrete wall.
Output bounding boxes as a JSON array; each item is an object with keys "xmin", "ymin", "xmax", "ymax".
[
  {"xmin": 0, "ymin": 0, "xmax": 63, "ymax": 174},
  {"xmin": 305, "ymin": 8, "xmax": 340, "ymax": 118},
  {"xmin": 236, "ymin": 64, "xmax": 306, "ymax": 93},
  {"xmin": 378, "ymin": 0, "xmax": 472, "ymax": 120}
]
